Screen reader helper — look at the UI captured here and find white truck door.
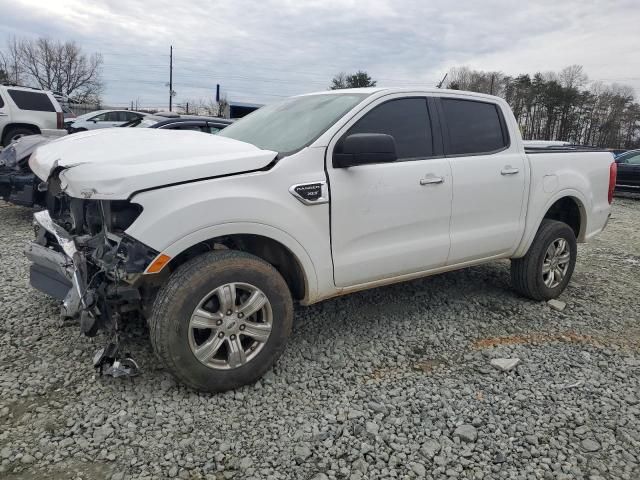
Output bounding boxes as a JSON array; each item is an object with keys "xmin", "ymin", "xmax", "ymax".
[
  {"xmin": 327, "ymin": 96, "xmax": 452, "ymax": 287},
  {"xmin": 439, "ymin": 97, "xmax": 526, "ymax": 263}
]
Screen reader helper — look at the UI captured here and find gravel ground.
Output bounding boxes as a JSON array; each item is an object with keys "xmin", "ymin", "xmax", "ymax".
[{"xmin": 0, "ymin": 197, "xmax": 638, "ymax": 480}]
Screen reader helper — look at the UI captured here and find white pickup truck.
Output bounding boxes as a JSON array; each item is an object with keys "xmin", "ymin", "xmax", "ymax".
[{"xmin": 25, "ymin": 88, "xmax": 616, "ymax": 391}]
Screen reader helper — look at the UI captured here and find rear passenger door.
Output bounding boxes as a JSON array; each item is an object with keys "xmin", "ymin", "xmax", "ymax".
[
  {"xmin": 328, "ymin": 95, "xmax": 452, "ymax": 287},
  {"xmin": 438, "ymin": 97, "xmax": 526, "ymax": 264}
]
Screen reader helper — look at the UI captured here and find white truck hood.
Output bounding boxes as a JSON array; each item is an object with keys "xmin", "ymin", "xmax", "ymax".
[{"xmin": 29, "ymin": 128, "xmax": 277, "ymax": 200}]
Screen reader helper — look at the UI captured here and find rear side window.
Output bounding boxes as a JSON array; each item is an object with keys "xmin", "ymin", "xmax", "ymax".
[
  {"xmin": 105, "ymin": 111, "xmax": 122, "ymax": 121},
  {"xmin": 345, "ymin": 98, "xmax": 433, "ymax": 160},
  {"xmin": 7, "ymin": 89, "xmax": 55, "ymax": 112},
  {"xmin": 441, "ymin": 99, "xmax": 507, "ymax": 155},
  {"xmin": 0, "ymin": 93, "xmax": 4, "ymax": 108}
]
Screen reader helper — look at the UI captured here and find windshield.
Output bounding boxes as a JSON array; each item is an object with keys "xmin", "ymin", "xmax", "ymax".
[{"xmin": 218, "ymin": 93, "xmax": 369, "ymax": 153}]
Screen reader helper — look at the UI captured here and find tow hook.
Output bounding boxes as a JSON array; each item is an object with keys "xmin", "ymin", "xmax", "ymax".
[
  {"xmin": 93, "ymin": 342, "xmax": 140, "ymax": 378},
  {"xmin": 92, "ymin": 314, "xmax": 140, "ymax": 378}
]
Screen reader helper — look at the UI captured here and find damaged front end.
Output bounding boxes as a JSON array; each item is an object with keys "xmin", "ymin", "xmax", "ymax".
[{"xmin": 26, "ymin": 180, "xmax": 159, "ymax": 375}]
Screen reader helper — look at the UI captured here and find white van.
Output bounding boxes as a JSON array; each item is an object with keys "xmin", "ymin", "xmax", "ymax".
[{"xmin": 0, "ymin": 85, "xmax": 65, "ymax": 146}]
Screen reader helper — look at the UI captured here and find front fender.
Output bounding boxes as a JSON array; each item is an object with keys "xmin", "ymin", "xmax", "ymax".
[{"xmin": 160, "ymin": 221, "xmax": 319, "ymax": 302}]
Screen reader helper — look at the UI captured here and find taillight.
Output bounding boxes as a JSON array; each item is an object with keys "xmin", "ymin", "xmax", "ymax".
[
  {"xmin": 608, "ymin": 161, "xmax": 617, "ymax": 204},
  {"xmin": 56, "ymin": 112, "xmax": 64, "ymax": 129}
]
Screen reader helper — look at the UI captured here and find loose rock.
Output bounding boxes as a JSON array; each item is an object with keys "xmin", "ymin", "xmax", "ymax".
[
  {"xmin": 490, "ymin": 358, "xmax": 521, "ymax": 372},
  {"xmin": 453, "ymin": 424, "xmax": 478, "ymax": 443}
]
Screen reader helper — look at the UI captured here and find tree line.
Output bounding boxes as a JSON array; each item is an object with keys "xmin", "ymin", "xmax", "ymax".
[{"xmin": 445, "ymin": 65, "xmax": 639, "ymax": 149}]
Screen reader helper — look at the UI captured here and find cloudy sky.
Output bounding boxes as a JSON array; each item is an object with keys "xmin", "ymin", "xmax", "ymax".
[{"xmin": 0, "ymin": 0, "xmax": 638, "ymax": 108}]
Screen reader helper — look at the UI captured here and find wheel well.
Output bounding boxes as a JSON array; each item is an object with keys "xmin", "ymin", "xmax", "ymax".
[
  {"xmin": 168, "ymin": 234, "xmax": 307, "ymax": 301},
  {"xmin": 2, "ymin": 123, "xmax": 40, "ymax": 144},
  {"xmin": 543, "ymin": 197, "xmax": 584, "ymax": 239}
]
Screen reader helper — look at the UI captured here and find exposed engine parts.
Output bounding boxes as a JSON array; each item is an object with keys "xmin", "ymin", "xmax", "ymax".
[{"xmin": 26, "ymin": 183, "xmax": 155, "ymax": 378}]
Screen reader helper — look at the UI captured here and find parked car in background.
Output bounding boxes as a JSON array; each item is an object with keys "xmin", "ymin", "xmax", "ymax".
[
  {"xmin": 0, "ymin": 113, "xmax": 232, "ymax": 208},
  {"xmin": 61, "ymin": 104, "xmax": 76, "ymax": 121},
  {"xmin": 614, "ymin": 149, "xmax": 640, "ymax": 191},
  {"xmin": 121, "ymin": 112, "xmax": 233, "ymax": 133},
  {"xmin": 24, "ymin": 87, "xmax": 616, "ymax": 392},
  {"xmin": 0, "ymin": 134, "xmax": 51, "ymax": 207},
  {"xmin": 0, "ymin": 85, "xmax": 66, "ymax": 146},
  {"xmin": 67, "ymin": 109, "xmax": 146, "ymax": 132}
]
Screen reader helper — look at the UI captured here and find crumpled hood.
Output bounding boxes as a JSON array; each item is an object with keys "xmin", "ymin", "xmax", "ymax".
[{"xmin": 29, "ymin": 128, "xmax": 276, "ymax": 199}]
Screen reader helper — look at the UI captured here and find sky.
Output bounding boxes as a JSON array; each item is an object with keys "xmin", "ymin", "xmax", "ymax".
[{"xmin": 0, "ymin": 0, "xmax": 638, "ymax": 109}]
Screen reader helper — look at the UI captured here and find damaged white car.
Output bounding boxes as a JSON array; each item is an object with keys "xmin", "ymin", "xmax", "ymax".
[{"xmin": 25, "ymin": 88, "xmax": 616, "ymax": 392}]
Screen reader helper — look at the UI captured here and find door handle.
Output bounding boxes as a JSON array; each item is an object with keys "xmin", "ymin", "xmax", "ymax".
[
  {"xmin": 501, "ymin": 166, "xmax": 519, "ymax": 175},
  {"xmin": 0, "ymin": 112, "xmax": 8, "ymax": 116},
  {"xmin": 420, "ymin": 175, "xmax": 444, "ymax": 185}
]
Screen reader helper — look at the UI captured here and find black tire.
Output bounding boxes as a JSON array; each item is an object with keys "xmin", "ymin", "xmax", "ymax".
[
  {"xmin": 149, "ymin": 250, "xmax": 293, "ymax": 392},
  {"xmin": 511, "ymin": 219, "xmax": 577, "ymax": 301},
  {"xmin": 2, "ymin": 127, "xmax": 36, "ymax": 146}
]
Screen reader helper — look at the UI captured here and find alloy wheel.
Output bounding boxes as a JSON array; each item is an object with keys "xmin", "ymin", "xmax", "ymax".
[
  {"xmin": 188, "ymin": 282, "xmax": 273, "ymax": 370},
  {"xmin": 542, "ymin": 238, "xmax": 571, "ymax": 288}
]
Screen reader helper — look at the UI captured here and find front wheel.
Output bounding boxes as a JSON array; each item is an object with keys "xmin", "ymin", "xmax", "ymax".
[
  {"xmin": 149, "ymin": 250, "xmax": 293, "ymax": 392},
  {"xmin": 510, "ymin": 219, "xmax": 577, "ymax": 301}
]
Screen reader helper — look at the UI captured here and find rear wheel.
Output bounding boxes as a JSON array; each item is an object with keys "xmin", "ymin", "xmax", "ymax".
[
  {"xmin": 511, "ymin": 219, "xmax": 577, "ymax": 301},
  {"xmin": 149, "ymin": 250, "xmax": 293, "ymax": 392},
  {"xmin": 2, "ymin": 127, "xmax": 36, "ymax": 146}
]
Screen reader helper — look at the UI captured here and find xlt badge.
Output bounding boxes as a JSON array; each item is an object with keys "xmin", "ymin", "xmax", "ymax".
[{"xmin": 289, "ymin": 181, "xmax": 329, "ymax": 205}]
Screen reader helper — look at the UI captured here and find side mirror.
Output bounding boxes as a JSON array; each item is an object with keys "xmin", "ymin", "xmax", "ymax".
[
  {"xmin": 91, "ymin": 119, "xmax": 98, "ymax": 123},
  {"xmin": 333, "ymin": 133, "xmax": 397, "ymax": 168}
]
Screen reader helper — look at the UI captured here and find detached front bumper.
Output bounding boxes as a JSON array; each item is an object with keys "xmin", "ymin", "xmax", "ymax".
[{"xmin": 25, "ymin": 210, "xmax": 86, "ymax": 317}]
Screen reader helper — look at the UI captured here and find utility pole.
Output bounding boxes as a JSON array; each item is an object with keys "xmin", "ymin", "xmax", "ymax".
[{"xmin": 169, "ymin": 45, "xmax": 173, "ymax": 111}]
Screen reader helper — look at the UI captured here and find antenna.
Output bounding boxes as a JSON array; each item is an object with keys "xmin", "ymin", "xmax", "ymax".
[{"xmin": 437, "ymin": 73, "xmax": 448, "ymax": 88}]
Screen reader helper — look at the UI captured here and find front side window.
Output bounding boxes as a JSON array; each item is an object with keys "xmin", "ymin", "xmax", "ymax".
[
  {"xmin": 441, "ymin": 98, "xmax": 508, "ymax": 155},
  {"xmin": 7, "ymin": 89, "xmax": 55, "ymax": 112},
  {"xmin": 343, "ymin": 98, "xmax": 433, "ymax": 160},
  {"xmin": 218, "ymin": 93, "xmax": 370, "ymax": 154},
  {"xmin": 90, "ymin": 112, "xmax": 108, "ymax": 122}
]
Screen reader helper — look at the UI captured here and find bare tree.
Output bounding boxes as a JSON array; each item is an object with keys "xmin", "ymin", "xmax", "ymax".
[
  {"xmin": 330, "ymin": 71, "xmax": 376, "ymax": 90},
  {"xmin": 5, "ymin": 37, "xmax": 103, "ymax": 102},
  {"xmin": 177, "ymin": 96, "xmax": 229, "ymax": 117},
  {"xmin": 0, "ymin": 37, "xmax": 23, "ymax": 84},
  {"xmin": 558, "ymin": 65, "xmax": 588, "ymax": 90},
  {"xmin": 214, "ymin": 95, "xmax": 229, "ymax": 117},
  {"xmin": 330, "ymin": 72, "xmax": 349, "ymax": 90}
]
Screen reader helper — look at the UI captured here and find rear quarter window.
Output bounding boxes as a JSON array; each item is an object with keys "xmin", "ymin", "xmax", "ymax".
[
  {"xmin": 7, "ymin": 89, "xmax": 56, "ymax": 112},
  {"xmin": 441, "ymin": 98, "xmax": 508, "ymax": 155}
]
